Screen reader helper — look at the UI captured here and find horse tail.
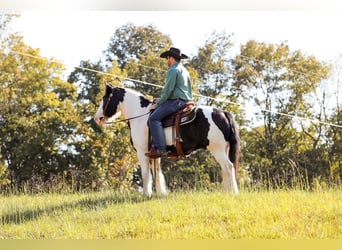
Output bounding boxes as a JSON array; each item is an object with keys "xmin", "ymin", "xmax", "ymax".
[{"xmin": 224, "ymin": 111, "xmax": 241, "ymax": 177}]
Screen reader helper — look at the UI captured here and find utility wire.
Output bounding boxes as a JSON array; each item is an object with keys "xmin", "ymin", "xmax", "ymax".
[{"xmin": 8, "ymin": 50, "xmax": 342, "ymax": 129}]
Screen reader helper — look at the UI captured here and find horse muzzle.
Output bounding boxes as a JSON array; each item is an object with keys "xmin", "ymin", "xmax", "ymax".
[{"xmin": 94, "ymin": 116, "xmax": 107, "ymax": 125}]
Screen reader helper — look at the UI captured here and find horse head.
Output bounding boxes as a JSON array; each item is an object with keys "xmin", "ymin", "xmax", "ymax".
[{"xmin": 94, "ymin": 84, "xmax": 126, "ymax": 125}]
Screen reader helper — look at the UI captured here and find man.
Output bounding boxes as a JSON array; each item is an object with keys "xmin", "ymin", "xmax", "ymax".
[{"xmin": 145, "ymin": 47, "xmax": 193, "ymax": 158}]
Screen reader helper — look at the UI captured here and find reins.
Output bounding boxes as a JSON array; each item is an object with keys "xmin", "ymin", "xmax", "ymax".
[{"xmin": 105, "ymin": 111, "xmax": 151, "ymax": 124}]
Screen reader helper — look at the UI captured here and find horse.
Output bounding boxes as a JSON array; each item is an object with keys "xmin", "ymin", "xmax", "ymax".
[{"xmin": 94, "ymin": 84, "xmax": 240, "ymax": 196}]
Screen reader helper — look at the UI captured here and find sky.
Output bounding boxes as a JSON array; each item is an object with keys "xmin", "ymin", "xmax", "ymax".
[
  {"xmin": 8, "ymin": 10, "xmax": 342, "ymax": 77},
  {"xmin": 3, "ymin": 2, "xmax": 341, "ymax": 127}
]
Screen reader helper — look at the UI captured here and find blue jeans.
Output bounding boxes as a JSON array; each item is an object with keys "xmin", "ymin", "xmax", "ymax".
[{"xmin": 148, "ymin": 99, "xmax": 187, "ymax": 152}]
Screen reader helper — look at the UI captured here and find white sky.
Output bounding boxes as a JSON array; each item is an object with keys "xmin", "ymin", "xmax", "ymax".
[
  {"xmin": 4, "ymin": 3, "xmax": 341, "ymax": 127},
  {"xmin": 9, "ymin": 10, "xmax": 342, "ymax": 76}
]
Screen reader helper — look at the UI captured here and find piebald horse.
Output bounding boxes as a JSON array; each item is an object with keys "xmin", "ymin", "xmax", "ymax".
[{"xmin": 94, "ymin": 84, "xmax": 240, "ymax": 196}]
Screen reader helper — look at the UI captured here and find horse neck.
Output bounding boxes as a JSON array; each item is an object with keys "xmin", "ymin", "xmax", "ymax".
[{"xmin": 119, "ymin": 89, "xmax": 150, "ymax": 119}]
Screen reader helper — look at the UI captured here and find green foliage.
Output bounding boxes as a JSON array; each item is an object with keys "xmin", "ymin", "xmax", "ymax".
[
  {"xmin": 0, "ymin": 15, "xmax": 79, "ymax": 186},
  {"xmin": 327, "ymin": 109, "xmax": 342, "ymax": 182},
  {"xmin": 0, "ymin": 159, "xmax": 10, "ymax": 186},
  {"xmin": 125, "ymin": 52, "xmax": 166, "ymax": 95},
  {"xmin": 233, "ymin": 40, "xmax": 333, "ymax": 187},
  {"xmin": 67, "ymin": 60, "xmax": 103, "ymax": 105},
  {"xmin": 162, "ymin": 150, "xmax": 222, "ymax": 191},
  {"xmin": 105, "ymin": 23, "xmax": 172, "ymax": 69},
  {"xmin": 188, "ymin": 30, "xmax": 246, "ymax": 132},
  {"xmin": 189, "ymin": 31, "xmax": 234, "ymax": 105}
]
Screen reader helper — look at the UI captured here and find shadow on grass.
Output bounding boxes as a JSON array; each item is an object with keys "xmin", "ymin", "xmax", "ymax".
[{"xmin": 1, "ymin": 191, "xmax": 151, "ymax": 225}]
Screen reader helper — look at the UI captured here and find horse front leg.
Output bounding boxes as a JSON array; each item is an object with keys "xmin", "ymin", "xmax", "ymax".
[
  {"xmin": 152, "ymin": 158, "xmax": 167, "ymax": 196},
  {"xmin": 137, "ymin": 151, "xmax": 153, "ymax": 197}
]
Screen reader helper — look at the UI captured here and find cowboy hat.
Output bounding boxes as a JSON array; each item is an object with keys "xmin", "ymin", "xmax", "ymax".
[{"xmin": 160, "ymin": 47, "xmax": 188, "ymax": 60}]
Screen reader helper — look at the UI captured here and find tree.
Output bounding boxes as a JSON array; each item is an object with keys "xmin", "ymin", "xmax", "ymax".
[
  {"xmin": 327, "ymin": 109, "xmax": 342, "ymax": 183},
  {"xmin": 0, "ymin": 13, "xmax": 79, "ymax": 186},
  {"xmin": 105, "ymin": 23, "xmax": 173, "ymax": 69},
  {"xmin": 325, "ymin": 56, "xmax": 342, "ymax": 183},
  {"xmin": 68, "ymin": 60, "xmax": 103, "ymax": 106},
  {"xmin": 233, "ymin": 40, "xmax": 331, "ymax": 187},
  {"xmin": 189, "ymin": 31, "xmax": 235, "ymax": 106},
  {"xmin": 124, "ymin": 52, "xmax": 167, "ymax": 95}
]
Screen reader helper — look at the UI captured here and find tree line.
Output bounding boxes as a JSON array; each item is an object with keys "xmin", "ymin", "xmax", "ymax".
[{"xmin": 0, "ymin": 13, "xmax": 341, "ymax": 192}]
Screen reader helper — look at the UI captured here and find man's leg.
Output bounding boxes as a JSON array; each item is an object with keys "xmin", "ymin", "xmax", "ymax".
[{"xmin": 147, "ymin": 99, "xmax": 186, "ymax": 155}]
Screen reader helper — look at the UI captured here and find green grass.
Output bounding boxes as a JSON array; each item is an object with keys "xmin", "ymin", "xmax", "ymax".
[{"xmin": 1, "ymin": 189, "xmax": 341, "ymax": 239}]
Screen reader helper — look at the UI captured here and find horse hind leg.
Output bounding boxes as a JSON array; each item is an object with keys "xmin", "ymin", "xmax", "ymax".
[{"xmin": 211, "ymin": 146, "xmax": 239, "ymax": 194}]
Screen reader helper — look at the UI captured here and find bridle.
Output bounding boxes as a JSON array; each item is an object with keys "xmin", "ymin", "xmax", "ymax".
[{"xmin": 102, "ymin": 90, "xmax": 114, "ymax": 117}]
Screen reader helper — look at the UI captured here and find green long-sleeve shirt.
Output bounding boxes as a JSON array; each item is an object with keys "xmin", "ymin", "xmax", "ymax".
[{"xmin": 156, "ymin": 62, "xmax": 193, "ymax": 107}]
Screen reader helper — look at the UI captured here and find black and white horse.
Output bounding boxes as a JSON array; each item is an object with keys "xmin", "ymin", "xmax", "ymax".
[{"xmin": 94, "ymin": 84, "xmax": 240, "ymax": 196}]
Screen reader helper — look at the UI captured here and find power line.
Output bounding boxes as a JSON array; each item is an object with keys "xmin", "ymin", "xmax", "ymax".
[
  {"xmin": 7, "ymin": 49, "xmax": 342, "ymax": 129},
  {"xmin": 133, "ymin": 54, "xmax": 332, "ymax": 86}
]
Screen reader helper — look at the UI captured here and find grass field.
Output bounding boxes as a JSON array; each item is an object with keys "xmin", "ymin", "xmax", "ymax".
[{"xmin": 1, "ymin": 189, "xmax": 341, "ymax": 239}]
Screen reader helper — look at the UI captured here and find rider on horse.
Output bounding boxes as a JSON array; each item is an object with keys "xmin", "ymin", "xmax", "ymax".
[{"xmin": 145, "ymin": 47, "xmax": 193, "ymax": 158}]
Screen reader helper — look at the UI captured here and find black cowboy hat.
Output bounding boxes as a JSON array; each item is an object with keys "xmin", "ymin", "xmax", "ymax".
[{"xmin": 160, "ymin": 47, "xmax": 188, "ymax": 60}]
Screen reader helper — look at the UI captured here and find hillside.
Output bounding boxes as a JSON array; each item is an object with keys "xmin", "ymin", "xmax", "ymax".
[{"xmin": 1, "ymin": 189, "xmax": 341, "ymax": 239}]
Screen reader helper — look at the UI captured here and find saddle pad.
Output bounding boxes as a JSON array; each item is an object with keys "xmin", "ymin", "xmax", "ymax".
[{"xmin": 162, "ymin": 106, "xmax": 196, "ymax": 128}]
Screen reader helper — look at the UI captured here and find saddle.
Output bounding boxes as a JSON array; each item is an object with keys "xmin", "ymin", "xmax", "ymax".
[
  {"xmin": 149, "ymin": 101, "xmax": 196, "ymax": 158},
  {"xmin": 162, "ymin": 101, "xmax": 196, "ymax": 128}
]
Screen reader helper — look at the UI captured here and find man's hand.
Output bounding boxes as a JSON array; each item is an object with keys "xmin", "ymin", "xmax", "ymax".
[{"xmin": 149, "ymin": 104, "xmax": 157, "ymax": 111}]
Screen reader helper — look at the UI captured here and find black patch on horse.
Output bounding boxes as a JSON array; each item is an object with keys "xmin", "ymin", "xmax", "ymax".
[
  {"xmin": 166, "ymin": 108, "xmax": 210, "ymax": 156},
  {"xmin": 104, "ymin": 87, "xmax": 126, "ymax": 117},
  {"xmin": 211, "ymin": 108, "xmax": 232, "ymax": 142},
  {"xmin": 139, "ymin": 96, "xmax": 152, "ymax": 108},
  {"xmin": 212, "ymin": 108, "xmax": 240, "ymax": 171}
]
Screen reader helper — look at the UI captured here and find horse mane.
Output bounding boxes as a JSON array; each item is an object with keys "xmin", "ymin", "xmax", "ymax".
[{"xmin": 123, "ymin": 87, "xmax": 152, "ymax": 108}]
